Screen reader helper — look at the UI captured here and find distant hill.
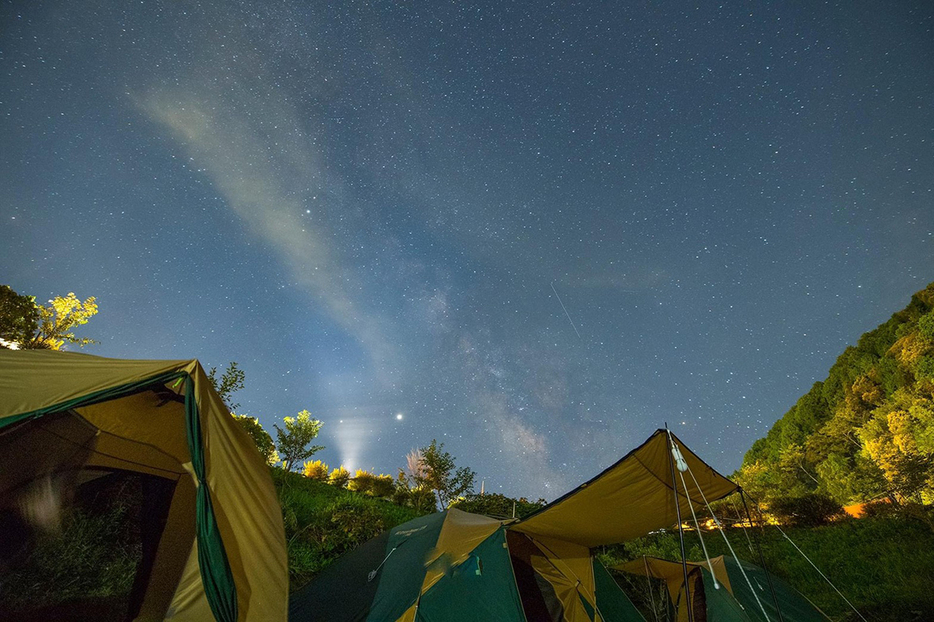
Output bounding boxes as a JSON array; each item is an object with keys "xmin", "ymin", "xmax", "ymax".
[{"xmin": 736, "ymin": 282, "xmax": 934, "ymax": 507}]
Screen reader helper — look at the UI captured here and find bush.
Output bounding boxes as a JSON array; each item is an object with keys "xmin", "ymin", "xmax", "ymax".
[
  {"xmin": 918, "ymin": 311, "xmax": 934, "ymax": 342},
  {"xmin": 328, "ymin": 466, "xmax": 350, "ymax": 489},
  {"xmin": 348, "ymin": 470, "xmax": 376, "ymax": 494},
  {"xmin": 303, "ymin": 460, "xmax": 329, "ymax": 482},
  {"xmin": 769, "ymin": 493, "xmax": 844, "ymax": 527},
  {"xmin": 451, "ymin": 493, "xmax": 546, "ymax": 519},
  {"xmin": 370, "ymin": 474, "xmax": 395, "ymax": 498}
]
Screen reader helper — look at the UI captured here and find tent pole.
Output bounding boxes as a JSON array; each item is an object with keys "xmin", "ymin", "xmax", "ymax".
[
  {"xmin": 665, "ymin": 424, "xmax": 694, "ymax": 622},
  {"xmin": 741, "ymin": 491, "xmax": 785, "ymax": 622}
]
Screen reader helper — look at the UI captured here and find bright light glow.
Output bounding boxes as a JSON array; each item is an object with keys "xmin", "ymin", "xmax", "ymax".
[{"xmin": 396, "ymin": 413, "xmax": 403, "ymax": 421}]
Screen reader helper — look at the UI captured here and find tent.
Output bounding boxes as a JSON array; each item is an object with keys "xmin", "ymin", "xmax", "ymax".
[
  {"xmin": 616, "ymin": 556, "xmax": 829, "ymax": 622},
  {"xmin": 289, "ymin": 508, "xmax": 646, "ymax": 622},
  {"xmin": 0, "ymin": 350, "xmax": 287, "ymax": 622},
  {"xmin": 290, "ymin": 429, "xmax": 742, "ymax": 621}
]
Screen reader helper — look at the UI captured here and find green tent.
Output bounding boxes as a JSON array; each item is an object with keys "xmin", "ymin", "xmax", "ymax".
[
  {"xmin": 0, "ymin": 350, "xmax": 288, "ymax": 621},
  {"xmin": 289, "ymin": 508, "xmax": 645, "ymax": 622},
  {"xmin": 616, "ymin": 556, "xmax": 829, "ymax": 622},
  {"xmin": 291, "ymin": 430, "xmax": 743, "ymax": 622}
]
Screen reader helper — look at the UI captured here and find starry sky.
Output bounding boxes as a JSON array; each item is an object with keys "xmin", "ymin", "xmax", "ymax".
[{"xmin": 2, "ymin": 1, "xmax": 932, "ymax": 500}]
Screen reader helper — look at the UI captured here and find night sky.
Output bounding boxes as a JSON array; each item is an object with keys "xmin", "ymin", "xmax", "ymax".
[{"xmin": 2, "ymin": 1, "xmax": 932, "ymax": 500}]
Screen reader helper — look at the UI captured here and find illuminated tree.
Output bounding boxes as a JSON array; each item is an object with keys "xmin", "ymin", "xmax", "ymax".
[
  {"xmin": 29, "ymin": 292, "xmax": 99, "ymax": 350},
  {"xmin": 0, "ymin": 287, "xmax": 98, "ymax": 350},
  {"xmin": 275, "ymin": 410, "xmax": 324, "ymax": 471}
]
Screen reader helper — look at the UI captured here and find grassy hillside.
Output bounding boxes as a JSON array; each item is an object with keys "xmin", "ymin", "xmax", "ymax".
[
  {"xmin": 737, "ymin": 282, "xmax": 934, "ymax": 508},
  {"xmin": 271, "ymin": 468, "xmax": 428, "ymax": 589}
]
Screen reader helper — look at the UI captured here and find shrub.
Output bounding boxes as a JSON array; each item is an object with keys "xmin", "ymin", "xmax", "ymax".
[
  {"xmin": 328, "ymin": 466, "xmax": 350, "ymax": 489},
  {"xmin": 370, "ymin": 474, "xmax": 395, "ymax": 498},
  {"xmin": 769, "ymin": 493, "xmax": 844, "ymax": 527},
  {"xmin": 303, "ymin": 460, "xmax": 329, "ymax": 482},
  {"xmin": 918, "ymin": 311, "xmax": 934, "ymax": 342},
  {"xmin": 348, "ymin": 470, "xmax": 376, "ymax": 494}
]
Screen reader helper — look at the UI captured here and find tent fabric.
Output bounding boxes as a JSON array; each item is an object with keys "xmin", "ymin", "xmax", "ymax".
[
  {"xmin": 514, "ymin": 430, "xmax": 739, "ymax": 547},
  {"xmin": 0, "ymin": 350, "xmax": 287, "ymax": 621},
  {"xmin": 721, "ymin": 557, "xmax": 828, "ymax": 622},
  {"xmin": 616, "ymin": 556, "xmax": 829, "ymax": 622},
  {"xmin": 289, "ymin": 509, "xmax": 647, "ymax": 622},
  {"xmin": 593, "ymin": 559, "xmax": 647, "ymax": 622},
  {"xmin": 415, "ymin": 527, "xmax": 526, "ymax": 622}
]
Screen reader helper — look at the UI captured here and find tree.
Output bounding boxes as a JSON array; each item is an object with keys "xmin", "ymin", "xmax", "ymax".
[
  {"xmin": 0, "ymin": 287, "xmax": 98, "ymax": 350},
  {"xmin": 417, "ymin": 439, "xmax": 476, "ymax": 510},
  {"xmin": 208, "ymin": 362, "xmax": 246, "ymax": 411},
  {"xmin": 0, "ymin": 285, "xmax": 39, "ymax": 348},
  {"xmin": 29, "ymin": 292, "xmax": 99, "ymax": 350},
  {"xmin": 233, "ymin": 415, "xmax": 278, "ymax": 465},
  {"xmin": 275, "ymin": 410, "xmax": 324, "ymax": 471}
]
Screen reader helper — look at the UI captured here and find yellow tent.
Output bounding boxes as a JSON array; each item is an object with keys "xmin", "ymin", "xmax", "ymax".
[{"xmin": 0, "ymin": 350, "xmax": 287, "ymax": 621}]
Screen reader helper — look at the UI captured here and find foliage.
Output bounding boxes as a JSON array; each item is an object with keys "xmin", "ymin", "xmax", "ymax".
[
  {"xmin": 737, "ymin": 281, "xmax": 934, "ymax": 507},
  {"xmin": 29, "ymin": 292, "xmax": 99, "ymax": 350},
  {"xmin": 328, "ymin": 466, "xmax": 350, "ymax": 489},
  {"xmin": 348, "ymin": 469, "xmax": 376, "ymax": 494},
  {"xmin": 275, "ymin": 410, "xmax": 324, "ymax": 471},
  {"xmin": 303, "ymin": 459, "xmax": 330, "ymax": 482},
  {"xmin": 767, "ymin": 493, "xmax": 844, "ymax": 527},
  {"xmin": 0, "ymin": 287, "xmax": 98, "ymax": 350},
  {"xmin": 450, "ymin": 492, "xmax": 546, "ymax": 519},
  {"xmin": 232, "ymin": 414, "xmax": 279, "ymax": 465},
  {"xmin": 207, "ymin": 361, "xmax": 245, "ymax": 412},
  {"xmin": 271, "ymin": 468, "xmax": 425, "ymax": 589},
  {"xmin": 347, "ymin": 470, "xmax": 395, "ymax": 498},
  {"xmin": 0, "ymin": 474, "xmax": 144, "ymax": 619},
  {"xmin": 391, "ymin": 470, "xmax": 437, "ymax": 512},
  {"xmin": 0, "ymin": 285, "xmax": 39, "ymax": 347},
  {"xmin": 413, "ymin": 439, "xmax": 476, "ymax": 510}
]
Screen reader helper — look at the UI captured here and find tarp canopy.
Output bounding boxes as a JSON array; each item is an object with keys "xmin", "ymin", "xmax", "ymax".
[
  {"xmin": 616, "ymin": 556, "xmax": 829, "ymax": 622},
  {"xmin": 514, "ymin": 430, "xmax": 739, "ymax": 546},
  {"xmin": 0, "ymin": 350, "xmax": 287, "ymax": 621}
]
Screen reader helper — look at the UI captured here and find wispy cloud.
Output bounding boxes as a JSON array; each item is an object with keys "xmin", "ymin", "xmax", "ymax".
[{"xmin": 138, "ymin": 78, "xmax": 397, "ymax": 377}]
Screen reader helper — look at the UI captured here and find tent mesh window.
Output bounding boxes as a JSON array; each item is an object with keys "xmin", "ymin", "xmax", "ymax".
[{"xmin": 0, "ymin": 412, "xmax": 181, "ymax": 622}]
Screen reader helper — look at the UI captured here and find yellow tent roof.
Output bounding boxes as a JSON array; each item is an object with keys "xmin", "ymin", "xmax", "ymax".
[
  {"xmin": 513, "ymin": 430, "xmax": 739, "ymax": 546},
  {"xmin": 0, "ymin": 350, "xmax": 287, "ymax": 621}
]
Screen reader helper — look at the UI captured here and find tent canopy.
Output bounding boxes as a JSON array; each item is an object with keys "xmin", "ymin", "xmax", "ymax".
[
  {"xmin": 0, "ymin": 350, "xmax": 287, "ymax": 622},
  {"xmin": 514, "ymin": 430, "xmax": 739, "ymax": 546}
]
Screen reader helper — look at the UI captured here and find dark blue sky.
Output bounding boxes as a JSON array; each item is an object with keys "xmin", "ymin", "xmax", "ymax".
[{"xmin": 2, "ymin": 1, "xmax": 932, "ymax": 499}]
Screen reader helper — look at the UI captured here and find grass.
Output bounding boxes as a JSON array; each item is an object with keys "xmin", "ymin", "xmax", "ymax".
[
  {"xmin": 271, "ymin": 468, "xmax": 427, "ymax": 590},
  {"xmin": 0, "ymin": 475, "xmax": 143, "ymax": 622}
]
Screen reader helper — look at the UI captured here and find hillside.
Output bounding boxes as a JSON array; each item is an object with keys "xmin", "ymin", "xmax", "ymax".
[
  {"xmin": 737, "ymin": 282, "xmax": 934, "ymax": 508},
  {"xmin": 271, "ymin": 468, "xmax": 428, "ymax": 589}
]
